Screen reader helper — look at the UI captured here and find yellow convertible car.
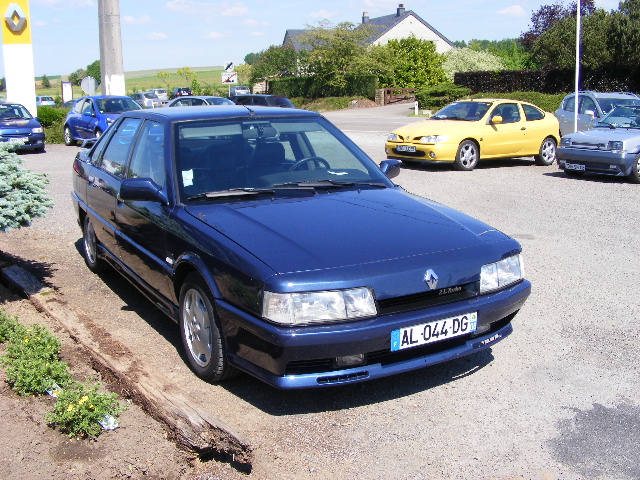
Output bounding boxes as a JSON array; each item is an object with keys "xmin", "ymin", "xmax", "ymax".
[{"xmin": 385, "ymin": 99, "xmax": 560, "ymax": 170}]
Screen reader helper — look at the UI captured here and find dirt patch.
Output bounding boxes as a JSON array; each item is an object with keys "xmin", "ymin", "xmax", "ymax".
[{"xmin": 0, "ymin": 283, "xmax": 247, "ymax": 480}]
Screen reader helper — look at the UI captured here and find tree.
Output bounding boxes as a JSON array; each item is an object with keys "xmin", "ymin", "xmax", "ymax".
[
  {"xmin": 156, "ymin": 71, "xmax": 170, "ymax": 89},
  {"xmin": 520, "ymin": 0, "xmax": 595, "ymax": 52},
  {"xmin": 249, "ymin": 45, "xmax": 299, "ymax": 83},
  {"xmin": 297, "ymin": 20, "xmax": 379, "ymax": 89},
  {"xmin": 244, "ymin": 52, "xmax": 260, "ymax": 65},
  {"xmin": 467, "ymin": 39, "xmax": 533, "ymax": 69},
  {"xmin": 372, "ymin": 37, "xmax": 445, "ymax": 88},
  {"xmin": 41, "ymin": 74, "xmax": 51, "ymax": 89},
  {"xmin": 86, "ymin": 60, "xmax": 100, "ymax": 81},
  {"xmin": 0, "ymin": 144, "xmax": 53, "ymax": 231},
  {"xmin": 68, "ymin": 68, "xmax": 86, "ymax": 86},
  {"xmin": 442, "ymin": 48, "xmax": 505, "ymax": 81}
]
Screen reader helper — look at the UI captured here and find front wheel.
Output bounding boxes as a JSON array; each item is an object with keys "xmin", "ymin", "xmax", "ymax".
[
  {"xmin": 453, "ymin": 140, "xmax": 479, "ymax": 171},
  {"xmin": 629, "ymin": 154, "xmax": 640, "ymax": 184},
  {"xmin": 82, "ymin": 216, "xmax": 106, "ymax": 273},
  {"xmin": 179, "ymin": 273, "xmax": 237, "ymax": 382},
  {"xmin": 64, "ymin": 125, "xmax": 76, "ymax": 146},
  {"xmin": 535, "ymin": 137, "xmax": 557, "ymax": 166}
]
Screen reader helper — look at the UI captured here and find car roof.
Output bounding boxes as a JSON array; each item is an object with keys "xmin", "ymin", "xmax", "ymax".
[
  {"xmin": 79, "ymin": 95, "xmax": 132, "ymax": 100},
  {"xmin": 121, "ymin": 105, "xmax": 318, "ymax": 122}
]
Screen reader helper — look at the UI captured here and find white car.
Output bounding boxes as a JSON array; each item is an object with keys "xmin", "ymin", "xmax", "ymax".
[{"xmin": 149, "ymin": 88, "xmax": 168, "ymax": 102}]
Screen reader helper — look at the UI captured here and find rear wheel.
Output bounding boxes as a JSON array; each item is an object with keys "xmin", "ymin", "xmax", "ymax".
[
  {"xmin": 82, "ymin": 216, "xmax": 106, "ymax": 273},
  {"xmin": 535, "ymin": 137, "xmax": 557, "ymax": 166},
  {"xmin": 453, "ymin": 140, "xmax": 479, "ymax": 171},
  {"xmin": 179, "ymin": 273, "xmax": 237, "ymax": 382},
  {"xmin": 64, "ymin": 126, "xmax": 76, "ymax": 146},
  {"xmin": 629, "ymin": 154, "xmax": 640, "ymax": 184}
]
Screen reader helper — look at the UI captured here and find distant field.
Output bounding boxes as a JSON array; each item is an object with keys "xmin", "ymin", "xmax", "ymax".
[{"xmin": 34, "ymin": 66, "xmax": 237, "ymax": 98}]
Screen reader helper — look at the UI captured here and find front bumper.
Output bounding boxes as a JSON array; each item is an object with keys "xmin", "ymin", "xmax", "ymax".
[
  {"xmin": 385, "ymin": 141, "xmax": 458, "ymax": 163},
  {"xmin": 557, "ymin": 147, "xmax": 637, "ymax": 177},
  {"xmin": 216, "ymin": 279, "xmax": 531, "ymax": 388},
  {"xmin": 0, "ymin": 134, "xmax": 45, "ymax": 151}
]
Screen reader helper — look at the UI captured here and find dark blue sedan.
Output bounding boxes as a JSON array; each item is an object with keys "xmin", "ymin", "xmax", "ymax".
[
  {"xmin": 64, "ymin": 95, "xmax": 141, "ymax": 146},
  {"xmin": 71, "ymin": 106, "xmax": 530, "ymax": 389},
  {"xmin": 0, "ymin": 102, "xmax": 46, "ymax": 152}
]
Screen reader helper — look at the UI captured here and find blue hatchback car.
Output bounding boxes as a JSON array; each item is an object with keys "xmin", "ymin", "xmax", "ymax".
[
  {"xmin": 71, "ymin": 106, "xmax": 531, "ymax": 389},
  {"xmin": 0, "ymin": 102, "xmax": 46, "ymax": 152},
  {"xmin": 64, "ymin": 95, "xmax": 141, "ymax": 146}
]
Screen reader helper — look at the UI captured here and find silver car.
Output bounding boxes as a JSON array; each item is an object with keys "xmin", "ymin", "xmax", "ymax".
[
  {"xmin": 555, "ymin": 91, "xmax": 640, "ymax": 136},
  {"xmin": 130, "ymin": 92, "xmax": 160, "ymax": 109},
  {"xmin": 557, "ymin": 104, "xmax": 640, "ymax": 183},
  {"xmin": 164, "ymin": 96, "xmax": 235, "ymax": 107},
  {"xmin": 149, "ymin": 88, "xmax": 168, "ymax": 102}
]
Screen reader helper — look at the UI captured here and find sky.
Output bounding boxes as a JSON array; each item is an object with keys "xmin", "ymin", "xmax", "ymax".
[{"xmin": 0, "ymin": 0, "xmax": 621, "ymax": 78}]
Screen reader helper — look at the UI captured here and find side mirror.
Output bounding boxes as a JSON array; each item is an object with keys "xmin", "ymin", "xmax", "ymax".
[
  {"xmin": 584, "ymin": 109, "xmax": 596, "ymax": 118},
  {"xmin": 379, "ymin": 159, "xmax": 401, "ymax": 179},
  {"xmin": 119, "ymin": 178, "xmax": 168, "ymax": 205},
  {"xmin": 491, "ymin": 115, "xmax": 504, "ymax": 124}
]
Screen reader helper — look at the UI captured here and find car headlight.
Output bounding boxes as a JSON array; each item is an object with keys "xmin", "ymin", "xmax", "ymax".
[
  {"xmin": 32, "ymin": 127, "xmax": 43, "ymax": 134},
  {"xmin": 419, "ymin": 135, "xmax": 448, "ymax": 144},
  {"xmin": 263, "ymin": 287, "xmax": 377, "ymax": 325},
  {"xmin": 480, "ymin": 254, "xmax": 524, "ymax": 294},
  {"xmin": 607, "ymin": 140, "xmax": 624, "ymax": 151},
  {"xmin": 387, "ymin": 133, "xmax": 399, "ymax": 141},
  {"xmin": 560, "ymin": 137, "xmax": 572, "ymax": 146}
]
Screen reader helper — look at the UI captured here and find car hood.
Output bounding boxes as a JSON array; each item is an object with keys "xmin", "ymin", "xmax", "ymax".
[
  {"xmin": 0, "ymin": 118, "xmax": 40, "ymax": 133},
  {"xmin": 185, "ymin": 188, "xmax": 516, "ymax": 292},
  {"xmin": 392, "ymin": 119, "xmax": 482, "ymax": 138},
  {"xmin": 564, "ymin": 127, "xmax": 640, "ymax": 144}
]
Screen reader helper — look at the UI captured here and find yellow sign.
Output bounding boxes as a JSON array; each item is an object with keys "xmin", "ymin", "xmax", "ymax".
[{"xmin": 1, "ymin": 1, "xmax": 32, "ymax": 44}]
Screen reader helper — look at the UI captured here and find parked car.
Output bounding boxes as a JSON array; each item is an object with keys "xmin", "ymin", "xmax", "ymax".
[
  {"xmin": 130, "ymin": 91, "xmax": 161, "ymax": 109},
  {"xmin": 0, "ymin": 102, "xmax": 45, "ymax": 152},
  {"xmin": 555, "ymin": 91, "xmax": 640, "ymax": 136},
  {"xmin": 557, "ymin": 104, "xmax": 640, "ymax": 183},
  {"xmin": 165, "ymin": 96, "xmax": 235, "ymax": 107},
  {"xmin": 70, "ymin": 105, "xmax": 531, "ymax": 389},
  {"xmin": 385, "ymin": 99, "xmax": 560, "ymax": 170},
  {"xmin": 36, "ymin": 96, "xmax": 56, "ymax": 107},
  {"xmin": 171, "ymin": 87, "xmax": 192, "ymax": 98},
  {"xmin": 230, "ymin": 85, "xmax": 251, "ymax": 95},
  {"xmin": 228, "ymin": 94, "xmax": 295, "ymax": 108},
  {"xmin": 149, "ymin": 88, "xmax": 168, "ymax": 102},
  {"xmin": 63, "ymin": 95, "xmax": 141, "ymax": 146},
  {"xmin": 62, "ymin": 99, "xmax": 77, "ymax": 110}
]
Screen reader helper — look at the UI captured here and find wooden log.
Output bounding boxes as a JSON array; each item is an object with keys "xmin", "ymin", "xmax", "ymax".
[{"xmin": 0, "ymin": 264, "xmax": 253, "ymax": 468}]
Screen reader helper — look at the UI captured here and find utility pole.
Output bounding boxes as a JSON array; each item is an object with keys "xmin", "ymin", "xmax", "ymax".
[{"xmin": 98, "ymin": 0, "xmax": 125, "ymax": 95}]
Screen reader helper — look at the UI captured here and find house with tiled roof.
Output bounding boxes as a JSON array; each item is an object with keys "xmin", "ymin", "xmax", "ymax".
[{"xmin": 283, "ymin": 4, "xmax": 454, "ymax": 54}]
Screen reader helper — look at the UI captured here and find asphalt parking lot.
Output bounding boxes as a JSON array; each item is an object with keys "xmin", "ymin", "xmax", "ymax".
[{"xmin": 2, "ymin": 103, "xmax": 639, "ymax": 480}]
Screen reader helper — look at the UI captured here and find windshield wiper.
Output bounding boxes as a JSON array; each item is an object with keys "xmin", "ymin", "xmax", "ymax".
[
  {"xmin": 188, "ymin": 188, "xmax": 275, "ymax": 200},
  {"xmin": 274, "ymin": 180, "xmax": 387, "ymax": 189}
]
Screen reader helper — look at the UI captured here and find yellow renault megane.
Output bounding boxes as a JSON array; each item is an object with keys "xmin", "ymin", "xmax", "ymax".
[{"xmin": 385, "ymin": 99, "xmax": 560, "ymax": 170}]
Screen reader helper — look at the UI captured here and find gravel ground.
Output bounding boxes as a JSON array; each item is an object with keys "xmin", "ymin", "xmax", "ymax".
[{"xmin": 1, "ymin": 104, "xmax": 639, "ymax": 480}]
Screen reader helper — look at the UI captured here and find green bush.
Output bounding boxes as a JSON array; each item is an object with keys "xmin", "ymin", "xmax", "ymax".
[
  {"xmin": 36, "ymin": 106, "xmax": 67, "ymax": 127},
  {"xmin": 0, "ymin": 309, "xmax": 20, "ymax": 342},
  {"xmin": 415, "ymin": 83, "xmax": 472, "ymax": 110}
]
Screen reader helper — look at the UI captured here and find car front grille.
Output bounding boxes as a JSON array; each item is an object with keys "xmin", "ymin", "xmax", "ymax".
[{"xmin": 377, "ymin": 282, "xmax": 478, "ymax": 315}]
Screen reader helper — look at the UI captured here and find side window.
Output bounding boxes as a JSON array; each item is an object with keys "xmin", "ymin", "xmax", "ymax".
[
  {"xmin": 580, "ymin": 96, "xmax": 598, "ymax": 116},
  {"xmin": 73, "ymin": 99, "xmax": 85, "ymax": 114},
  {"xmin": 563, "ymin": 96, "xmax": 575, "ymax": 111},
  {"xmin": 95, "ymin": 118, "xmax": 143, "ymax": 178},
  {"xmin": 493, "ymin": 103, "xmax": 521, "ymax": 123},
  {"xmin": 82, "ymin": 100, "xmax": 94, "ymax": 115},
  {"xmin": 127, "ymin": 121, "xmax": 166, "ymax": 188},
  {"xmin": 523, "ymin": 104, "xmax": 544, "ymax": 121},
  {"xmin": 191, "ymin": 98, "xmax": 205, "ymax": 106}
]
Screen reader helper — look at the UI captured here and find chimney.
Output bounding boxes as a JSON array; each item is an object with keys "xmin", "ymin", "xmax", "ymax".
[
  {"xmin": 397, "ymin": 4, "xmax": 405, "ymax": 16},
  {"xmin": 362, "ymin": 11, "xmax": 369, "ymax": 23}
]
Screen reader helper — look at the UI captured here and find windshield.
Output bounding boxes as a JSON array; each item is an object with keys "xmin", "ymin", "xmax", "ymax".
[
  {"xmin": 97, "ymin": 97, "xmax": 142, "ymax": 114},
  {"xmin": 432, "ymin": 101, "xmax": 491, "ymax": 121},
  {"xmin": 175, "ymin": 116, "xmax": 391, "ymax": 201},
  {"xmin": 0, "ymin": 104, "xmax": 32, "ymax": 120},
  {"xmin": 596, "ymin": 105, "xmax": 640, "ymax": 128},
  {"xmin": 597, "ymin": 98, "xmax": 640, "ymax": 115}
]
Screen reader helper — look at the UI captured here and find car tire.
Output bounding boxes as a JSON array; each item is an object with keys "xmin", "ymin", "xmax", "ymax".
[
  {"xmin": 82, "ymin": 216, "xmax": 106, "ymax": 273},
  {"xmin": 453, "ymin": 140, "xmax": 479, "ymax": 171},
  {"xmin": 179, "ymin": 273, "xmax": 237, "ymax": 382},
  {"xmin": 629, "ymin": 154, "xmax": 640, "ymax": 184},
  {"xmin": 64, "ymin": 125, "xmax": 76, "ymax": 146},
  {"xmin": 535, "ymin": 137, "xmax": 557, "ymax": 166}
]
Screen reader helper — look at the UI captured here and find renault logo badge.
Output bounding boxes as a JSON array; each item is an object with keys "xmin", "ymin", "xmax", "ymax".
[{"xmin": 424, "ymin": 269, "xmax": 438, "ymax": 290}]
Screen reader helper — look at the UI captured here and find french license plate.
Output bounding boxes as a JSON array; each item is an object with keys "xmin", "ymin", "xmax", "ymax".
[
  {"xmin": 390, "ymin": 312, "xmax": 477, "ymax": 351},
  {"xmin": 564, "ymin": 162, "xmax": 585, "ymax": 171},
  {"xmin": 396, "ymin": 145, "xmax": 416, "ymax": 153},
  {"xmin": 9, "ymin": 137, "xmax": 28, "ymax": 143}
]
